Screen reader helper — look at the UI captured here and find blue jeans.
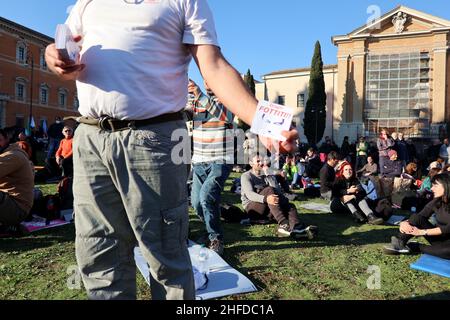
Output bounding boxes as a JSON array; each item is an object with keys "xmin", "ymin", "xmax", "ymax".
[
  {"xmin": 291, "ymin": 173, "xmax": 300, "ymax": 187},
  {"xmin": 191, "ymin": 163, "xmax": 232, "ymax": 242},
  {"xmin": 46, "ymin": 138, "xmax": 61, "ymax": 161}
]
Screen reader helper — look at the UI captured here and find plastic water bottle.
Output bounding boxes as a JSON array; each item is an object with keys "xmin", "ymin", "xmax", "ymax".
[{"xmin": 198, "ymin": 246, "xmax": 209, "ymax": 274}]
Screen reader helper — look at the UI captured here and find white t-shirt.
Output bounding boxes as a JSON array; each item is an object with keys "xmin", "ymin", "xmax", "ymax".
[{"xmin": 66, "ymin": 0, "xmax": 219, "ymax": 120}]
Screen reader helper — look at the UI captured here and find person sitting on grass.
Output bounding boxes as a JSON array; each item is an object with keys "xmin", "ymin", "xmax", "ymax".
[
  {"xmin": 401, "ymin": 162, "xmax": 421, "ymax": 190},
  {"xmin": 17, "ymin": 132, "xmax": 33, "ymax": 160},
  {"xmin": 402, "ymin": 162, "xmax": 418, "ymax": 181},
  {"xmin": 263, "ymin": 157, "xmax": 296, "ymax": 201},
  {"xmin": 16, "ymin": 139, "xmax": 33, "ymax": 161},
  {"xmin": 304, "ymin": 148, "xmax": 322, "ymax": 178},
  {"xmin": 381, "ymin": 150, "xmax": 402, "ymax": 179},
  {"xmin": 295, "ymin": 154, "xmax": 306, "ymax": 179},
  {"xmin": 402, "ymin": 167, "xmax": 440, "ymax": 214},
  {"xmin": 330, "ymin": 162, "xmax": 384, "ymax": 225},
  {"xmin": 357, "ymin": 155, "xmax": 378, "ymax": 178},
  {"xmin": 241, "ymin": 155, "xmax": 318, "ymax": 239},
  {"xmin": 0, "ymin": 129, "xmax": 34, "ymax": 229},
  {"xmin": 419, "ymin": 168, "xmax": 441, "ymax": 195},
  {"xmin": 55, "ymin": 126, "xmax": 74, "ymax": 178},
  {"xmin": 262, "ymin": 157, "xmax": 286, "ymax": 190},
  {"xmin": 383, "ymin": 174, "xmax": 450, "ymax": 259},
  {"xmin": 419, "ymin": 167, "xmax": 441, "ymax": 201},
  {"xmin": 282, "ymin": 154, "xmax": 300, "ymax": 190},
  {"xmin": 319, "ymin": 151, "xmax": 339, "ymax": 201}
]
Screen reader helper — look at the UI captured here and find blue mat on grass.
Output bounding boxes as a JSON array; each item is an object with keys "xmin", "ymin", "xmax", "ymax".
[{"xmin": 410, "ymin": 254, "xmax": 450, "ymax": 278}]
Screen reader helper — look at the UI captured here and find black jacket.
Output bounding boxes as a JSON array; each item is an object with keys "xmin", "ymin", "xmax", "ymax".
[
  {"xmin": 382, "ymin": 159, "xmax": 402, "ymax": 178},
  {"xmin": 332, "ymin": 176, "xmax": 367, "ymax": 201},
  {"xmin": 319, "ymin": 163, "xmax": 335, "ymax": 194},
  {"xmin": 410, "ymin": 198, "xmax": 450, "ymax": 235}
]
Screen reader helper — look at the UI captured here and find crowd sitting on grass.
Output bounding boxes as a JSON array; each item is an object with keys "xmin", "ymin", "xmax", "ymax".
[
  {"xmin": 231, "ymin": 127, "xmax": 450, "ymax": 261},
  {"xmin": 2, "ymin": 123, "xmax": 450, "ymax": 265},
  {"xmin": 273, "ymin": 128, "xmax": 450, "ymax": 260},
  {"xmin": 3, "ymin": 0, "xmax": 444, "ymax": 301}
]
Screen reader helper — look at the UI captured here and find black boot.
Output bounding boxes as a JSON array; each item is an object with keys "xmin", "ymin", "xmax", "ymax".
[
  {"xmin": 367, "ymin": 213, "xmax": 384, "ymax": 225},
  {"xmin": 384, "ymin": 236, "xmax": 411, "ymax": 255}
]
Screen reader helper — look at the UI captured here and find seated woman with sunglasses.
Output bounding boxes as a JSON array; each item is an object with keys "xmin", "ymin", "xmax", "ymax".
[
  {"xmin": 384, "ymin": 174, "xmax": 450, "ymax": 259},
  {"xmin": 330, "ymin": 162, "xmax": 384, "ymax": 225}
]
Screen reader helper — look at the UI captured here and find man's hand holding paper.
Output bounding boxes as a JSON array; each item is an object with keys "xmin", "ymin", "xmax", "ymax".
[
  {"xmin": 45, "ymin": 25, "xmax": 84, "ymax": 81},
  {"xmin": 251, "ymin": 101, "xmax": 298, "ymax": 154}
]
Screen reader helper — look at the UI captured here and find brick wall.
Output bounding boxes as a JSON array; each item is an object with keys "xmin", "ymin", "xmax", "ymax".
[{"xmin": 0, "ymin": 19, "xmax": 79, "ymax": 129}]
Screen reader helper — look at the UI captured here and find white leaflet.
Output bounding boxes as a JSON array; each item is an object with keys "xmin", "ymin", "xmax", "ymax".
[
  {"xmin": 55, "ymin": 24, "xmax": 80, "ymax": 63},
  {"xmin": 250, "ymin": 101, "xmax": 293, "ymax": 142}
]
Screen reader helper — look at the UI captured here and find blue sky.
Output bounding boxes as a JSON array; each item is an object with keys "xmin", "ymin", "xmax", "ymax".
[{"xmin": 1, "ymin": 0, "xmax": 449, "ymax": 84}]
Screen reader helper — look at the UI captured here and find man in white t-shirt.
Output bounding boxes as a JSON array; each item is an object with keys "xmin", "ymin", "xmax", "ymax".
[{"xmin": 45, "ymin": 0, "xmax": 298, "ymax": 300}]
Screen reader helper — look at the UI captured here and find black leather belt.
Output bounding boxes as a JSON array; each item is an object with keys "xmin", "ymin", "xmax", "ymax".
[{"xmin": 66, "ymin": 112, "xmax": 184, "ymax": 132}]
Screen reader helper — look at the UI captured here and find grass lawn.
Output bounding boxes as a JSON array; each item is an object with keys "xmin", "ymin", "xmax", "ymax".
[{"xmin": 1, "ymin": 173, "xmax": 449, "ymax": 300}]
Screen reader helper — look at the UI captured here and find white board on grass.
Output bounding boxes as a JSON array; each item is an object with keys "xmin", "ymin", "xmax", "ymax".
[
  {"xmin": 134, "ymin": 242, "xmax": 257, "ymax": 300},
  {"xmin": 300, "ymin": 203, "xmax": 331, "ymax": 213}
]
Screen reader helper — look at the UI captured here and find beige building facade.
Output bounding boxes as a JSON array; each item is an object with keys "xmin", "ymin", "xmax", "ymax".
[{"xmin": 257, "ymin": 6, "xmax": 450, "ymax": 146}]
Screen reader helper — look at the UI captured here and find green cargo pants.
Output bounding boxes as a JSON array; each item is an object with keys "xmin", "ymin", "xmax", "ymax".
[{"xmin": 73, "ymin": 120, "xmax": 194, "ymax": 300}]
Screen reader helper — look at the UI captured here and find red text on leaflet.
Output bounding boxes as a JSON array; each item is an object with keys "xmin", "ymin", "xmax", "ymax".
[{"xmin": 258, "ymin": 106, "xmax": 291, "ymax": 119}]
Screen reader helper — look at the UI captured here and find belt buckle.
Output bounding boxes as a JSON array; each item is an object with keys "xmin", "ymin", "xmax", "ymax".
[
  {"xmin": 127, "ymin": 121, "xmax": 137, "ymax": 130},
  {"xmin": 98, "ymin": 116, "xmax": 113, "ymax": 131}
]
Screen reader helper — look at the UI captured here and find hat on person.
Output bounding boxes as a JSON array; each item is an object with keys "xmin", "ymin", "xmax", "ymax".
[
  {"xmin": 388, "ymin": 150, "xmax": 397, "ymax": 158},
  {"xmin": 429, "ymin": 161, "xmax": 440, "ymax": 170}
]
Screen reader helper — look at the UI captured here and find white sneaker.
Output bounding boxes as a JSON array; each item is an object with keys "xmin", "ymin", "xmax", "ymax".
[{"xmin": 277, "ymin": 224, "xmax": 291, "ymax": 238}]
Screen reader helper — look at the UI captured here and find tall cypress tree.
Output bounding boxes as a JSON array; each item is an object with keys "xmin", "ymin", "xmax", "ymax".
[
  {"xmin": 244, "ymin": 69, "xmax": 256, "ymax": 96},
  {"xmin": 303, "ymin": 41, "xmax": 327, "ymax": 146},
  {"xmin": 239, "ymin": 69, "xmax": 255, "ymax": 131}
]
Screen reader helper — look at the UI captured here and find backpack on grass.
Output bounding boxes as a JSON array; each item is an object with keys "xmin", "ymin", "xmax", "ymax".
[{"xmin": 220, "ymin": 203, "xmax": 247, "ymax": 223}]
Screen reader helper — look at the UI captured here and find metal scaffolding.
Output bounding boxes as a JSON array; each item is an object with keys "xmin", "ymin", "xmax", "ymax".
[{"xmin": 365, "ymin": 52, "xmax": 431, "ymax": 137}]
